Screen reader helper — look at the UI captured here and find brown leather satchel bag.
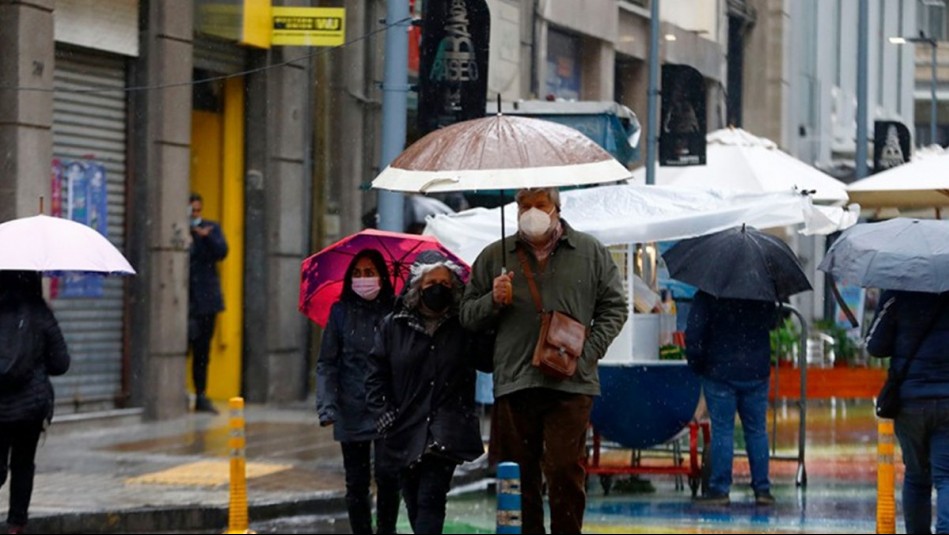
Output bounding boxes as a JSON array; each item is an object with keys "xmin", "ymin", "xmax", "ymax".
[{"xmin": 517, "ymin": 249, "xmax": 587, "ymax": 380}]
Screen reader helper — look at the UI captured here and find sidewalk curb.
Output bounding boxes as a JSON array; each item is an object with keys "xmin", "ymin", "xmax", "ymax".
[
  {"xmin": 28, "ymin": 494, "xmax": 347, "ymax": 534},
  {"xmin": 28, "ymin": 465, "xmax": 491, "ymax": 533}
]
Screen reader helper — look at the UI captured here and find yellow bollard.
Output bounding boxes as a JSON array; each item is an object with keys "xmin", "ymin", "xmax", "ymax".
[
  {"xmin": 877, "ymin": 419, "xmax": 896, "ymax": 534},
  {"xmin": 225, "ymin": 397, "xmax": 255, "ymax": 534}
]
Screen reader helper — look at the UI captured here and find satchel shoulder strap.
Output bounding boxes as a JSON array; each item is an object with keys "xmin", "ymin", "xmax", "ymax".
[
  {"xmin": 515, "ymin": 248, "xmax": 544, "ymax": 313},
  {"xmin": 893, "ymin": 293, "xmax": 949, "ymax": 381}
]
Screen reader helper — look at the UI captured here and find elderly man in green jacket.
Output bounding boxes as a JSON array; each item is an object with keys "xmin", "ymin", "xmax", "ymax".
[{"xmin": 460, "ymin": 187, "xmax": 628, "ymax": 534}]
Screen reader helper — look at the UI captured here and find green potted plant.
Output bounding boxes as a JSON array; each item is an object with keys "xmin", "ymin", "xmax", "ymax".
[{"xmin": 770, "ymin": 317, "xmax": 800, "ymax": 367}]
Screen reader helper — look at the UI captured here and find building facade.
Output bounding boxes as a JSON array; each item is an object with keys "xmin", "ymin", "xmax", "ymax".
[
  {"xmin": 1, "ymin": 0, "xmax": 313, "ymax": 420},
  {"xmin": 741, "ymin": 0, "xmax": 917, "ymax": 322}
]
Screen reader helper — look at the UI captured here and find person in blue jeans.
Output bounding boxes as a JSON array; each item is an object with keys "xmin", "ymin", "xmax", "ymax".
[
  {"xmin": 866, "ymin": 290, "xmax": 949, "ymax": 534},
  {"xmin": 685, "ymin": 290, "xmax": 779, "ymax": 506}
]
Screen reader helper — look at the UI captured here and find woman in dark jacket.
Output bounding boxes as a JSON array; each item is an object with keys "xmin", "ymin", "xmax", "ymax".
[
  {"xmin": 0, "ymin": 271, "xmax": 70, "ymax": 534},
  {"xmin": 316, "ymin": 248, "xmax": 401, "ymax": 534},
  {"xmin": 866, "ymin": 290, "xmax": 949, "ymax": 534},
  {"xmin": 367, "ymin": 251, "xmax": 487, "ymax": 534}
]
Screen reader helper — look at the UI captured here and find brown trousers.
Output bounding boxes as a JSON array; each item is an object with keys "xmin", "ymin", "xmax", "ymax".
[{"xmin": 493, "ymin": 388, "xmax": 593, "ymax": 534}]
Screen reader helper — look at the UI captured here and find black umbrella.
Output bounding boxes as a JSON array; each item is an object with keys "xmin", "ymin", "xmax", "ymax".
[{"xmin": 662, "ymin": 224, "xmax": 812, "ymax": 302}]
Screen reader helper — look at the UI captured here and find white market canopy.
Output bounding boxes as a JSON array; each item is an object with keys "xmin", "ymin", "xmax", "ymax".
[
  {"xmin": 423, "ymin": 183, "xmax": 860, "ymax": 264},
  {"xmin": 627, "ymin": 128, "xmax": 850, "ymax": 205},
  {"xmin": 847, "ymin": 145, "xmax": 949, "ymax": 209}
]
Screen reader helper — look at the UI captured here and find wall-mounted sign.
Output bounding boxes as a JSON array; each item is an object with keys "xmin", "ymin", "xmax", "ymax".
[
  {"xmin": 873, "ymin": 120, "xmax": 911, "ymax": 174},
  {"xmin": 271, "ymin": 7, "xmax": 345, "ymax": 47},
  {"xmin": 417, "ymin": 0, "xmax": 490, "ymax": 136},
  {"xmin": 660, "ymin": 64, "xmax": 707, "ymax": 167}
]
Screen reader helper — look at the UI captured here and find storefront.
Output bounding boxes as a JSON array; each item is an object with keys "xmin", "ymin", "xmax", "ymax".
[{"xmin": 50, "ymin": 2, "xmax": 136, "ymax": 411}]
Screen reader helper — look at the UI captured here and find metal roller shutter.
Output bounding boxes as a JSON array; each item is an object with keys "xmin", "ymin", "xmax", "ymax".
[
  {"xmin": 50, "ymin": 46, "xmax": 129, "ymax": 413},
  {"xmin": 193, "ymin": 34, "xmax": 247, "ymax": 75}
]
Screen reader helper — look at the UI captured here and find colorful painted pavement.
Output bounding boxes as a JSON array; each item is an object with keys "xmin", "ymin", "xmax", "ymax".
[{"xmin": 429, "ymin": 399, "xmax": 898, "ymax": 534}]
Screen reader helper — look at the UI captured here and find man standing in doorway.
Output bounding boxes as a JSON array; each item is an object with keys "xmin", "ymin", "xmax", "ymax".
[{"xmin": 188, "ymin": 193, "xmax": 228, "ymax": 415}]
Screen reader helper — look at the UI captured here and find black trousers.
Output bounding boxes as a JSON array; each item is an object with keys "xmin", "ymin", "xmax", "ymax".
[
  {"xmin": 188, "ymin": 313, "xmax": 217, "ymax": 395},
  {"xmin": 400, "ymin": 455, "xmax": 457, "ymax": 534},
  {"xmin": 0, "ymin": 419, "xmax": 44, "ymax": 527},
  {"xmin": 341, "ymin": 439, "xmax": 401, "ymax": 534}
]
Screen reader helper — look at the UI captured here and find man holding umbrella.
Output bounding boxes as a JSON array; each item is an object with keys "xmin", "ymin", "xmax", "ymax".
[
  {"xmin": 664, "ymin": 225, "xmax": 813, "ymax": 507},
  {"xmin": 460, "ymin": 187, "xmax": 628, "ymax": 534}
]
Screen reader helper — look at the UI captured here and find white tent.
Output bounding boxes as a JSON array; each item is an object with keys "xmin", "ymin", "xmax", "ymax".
[
  {"xmin": 847, "ymin": 145, "xmax": 949, "ymax": 209},
  {"xmin": 423, "ymin": 183, "xmax": 859, "ymax": 264},
  {"xmin": 627, "ymin": 128, "xmax": 850, "ymax": 205}
]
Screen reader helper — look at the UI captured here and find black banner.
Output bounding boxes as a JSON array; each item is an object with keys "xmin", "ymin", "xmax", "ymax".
[
  {"xmin": 873, "ymin": 120, "xmax": 911, "ymax": 173},
  {"xmin": 660, "ymin": 64, "xmax": 707, "ymax": 166},
  {"xmin": 417, "ymin": 0, "xmax": 490, "ymax": 136}
]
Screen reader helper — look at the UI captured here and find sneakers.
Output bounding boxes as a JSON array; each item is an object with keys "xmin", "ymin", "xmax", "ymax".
[
  {"xmin": 692, "ymin": 493, "xmax": 730, "ymax": 506},
  {"xmin": 194, "ymin": 396, "xmax": 219, "ymax": 415},
  {"xmin": 755, "ymin": 490, "xmax": 776, "ymax": 506},
  {"xmin": 693, "ymin": 491, "xmax": 774, "ymax": 506},
  {"xmin": 7, "ymin": 524, "xmax": 25, "ymax": 534}
]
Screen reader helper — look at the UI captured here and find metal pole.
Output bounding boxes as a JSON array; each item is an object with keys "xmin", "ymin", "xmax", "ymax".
[
  {"xmin": 781, "ymin": 304, "xmax": 809, "ymax": 488},
  {"xmin": 856, "ymin": 0, "xmax": 869, "ymax": 179},
  {"xmin": 931, "ymin": 40, "xmax": 938, "ymax": 146},
  {"xmin": 645, "ymin": 0, "xmax": 660, "ymax": 185},
  {"xmin": 377, "ymin": 0, "xmax": 409, "ymax": 232}
]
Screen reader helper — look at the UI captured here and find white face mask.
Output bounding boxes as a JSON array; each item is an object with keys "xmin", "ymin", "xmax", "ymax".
[
  {"xmin": 518, "ymin": 207, "xmax": 554, "ymax": 239},
  {"xmin": 352, "ymin": 277, "xmax": 381, "ymax": 301}
]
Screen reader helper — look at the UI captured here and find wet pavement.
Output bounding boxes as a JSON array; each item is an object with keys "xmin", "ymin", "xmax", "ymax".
[
  {"xmin": 0, "ymin": 397, "xmax": 900, "ymax": 533},
  {"xmin": 430, "ymin": 398, "xmax": 889, "ymax": 534}
]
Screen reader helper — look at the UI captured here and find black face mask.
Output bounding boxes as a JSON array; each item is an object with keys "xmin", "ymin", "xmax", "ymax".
[{"xmin": 421, "ymin": 284, "xmax": 453, "ymax": 313}]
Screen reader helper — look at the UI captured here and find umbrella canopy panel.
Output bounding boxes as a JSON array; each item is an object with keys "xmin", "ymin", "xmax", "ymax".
[
  {"xmin": 662, "ymin": 225, "xmax": 812, "ymax": 302},
  {"xmin": 628, "ymin": 128, "xmax": 850, "ymax": 204},
  {"xmin": 846, "ymin": 152, "xmax": 949, "ymax": 208},
  {"xmin": 299, "ymin": 228, "xmax": 470, "ymax": 327},
  {"xmin": 372, "ymin": 114, "xmax": 632, "ymax": 194},
  {"xmin": 818, "ymin": 218, "xmax": 949, "ymax": 292},
  {"xmin": 0, "ymin": 215, "xmax": 135, "ymax": 275}
]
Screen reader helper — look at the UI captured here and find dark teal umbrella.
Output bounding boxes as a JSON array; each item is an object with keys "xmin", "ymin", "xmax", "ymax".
[{"xmin": 662, "ymin": 224, "xmax": 812, "ymax": 302}]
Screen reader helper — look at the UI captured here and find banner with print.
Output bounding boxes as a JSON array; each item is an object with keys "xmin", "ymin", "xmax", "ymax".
[
  {"xmin": 417, "ymin": 0, "xmax": 490, "ymax": 136},
  {"xmin": 50, "ymin": 159, "xmax": 109, "ymax": 298},
  {"xmin": 873, "ymin": 120, "xmax": 911, "ymax": 173},
  {"xmin": 660, "ymin": 64, "xmax": 706, "ymax": 166}
]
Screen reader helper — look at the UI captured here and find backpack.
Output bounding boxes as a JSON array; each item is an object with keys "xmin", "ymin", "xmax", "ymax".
[{"xmin": 0, "ymin": 303, "xmax": 34, "ymax": 391}]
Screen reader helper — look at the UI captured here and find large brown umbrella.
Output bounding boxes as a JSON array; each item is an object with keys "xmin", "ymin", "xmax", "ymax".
[{"xmin": 371, "ymin": 114, "xmax": 632, "ymax": 194}]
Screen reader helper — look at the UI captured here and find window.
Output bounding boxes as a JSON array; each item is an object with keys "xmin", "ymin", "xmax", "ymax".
[{"xmin": 918, "ymin": 0, "xmax": 947, "ymax": 40}]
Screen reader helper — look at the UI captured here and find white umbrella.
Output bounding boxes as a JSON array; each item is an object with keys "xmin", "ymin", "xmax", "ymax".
[
  {"xmin": 846, "ymin": 147, "xmax": 949, "ymax": 209},
  {"xmin": 628, "ymin": 128, "xmax": 850, "ymax": 204},
  {"xmin": 0, "ymin": 215, "xmax": 135, "ymax": 275}
]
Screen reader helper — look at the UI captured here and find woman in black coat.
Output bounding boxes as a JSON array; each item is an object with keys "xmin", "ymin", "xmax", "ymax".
[
  {"xmin": 367, "ymin": 250, "xmax": 488, "ymax": 534},
  {"xmin": 316, "ymin": 249, "xmax": 401, "ymax": 534},
  {"xmin": 0, "ymin": 271, "xmax": 70, "ymax": 534}
]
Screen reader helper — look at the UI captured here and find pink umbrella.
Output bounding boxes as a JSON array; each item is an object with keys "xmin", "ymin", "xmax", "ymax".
[{"xmin": 298, "ymin": 228, "xmax": 470, "ymax": 327}]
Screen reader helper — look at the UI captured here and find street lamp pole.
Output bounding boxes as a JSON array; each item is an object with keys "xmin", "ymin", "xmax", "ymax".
[{"xmin": 929, "ymin": 37, "xmax": 938, "ymax": 146}]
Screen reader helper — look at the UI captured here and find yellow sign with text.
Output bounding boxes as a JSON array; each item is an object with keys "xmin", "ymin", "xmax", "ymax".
[{"xmin": 271, "ymin": 7, "xmax": 345, "ymax": 47}]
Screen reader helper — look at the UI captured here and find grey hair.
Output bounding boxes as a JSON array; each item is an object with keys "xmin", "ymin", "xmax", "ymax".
[
  {"xmin": 515, "ymin": 187, "xmax": 561, "ymax": 208},
  {"xmin": 402, "ymin": 260, "xmax": 466, "ymax": 311}
]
